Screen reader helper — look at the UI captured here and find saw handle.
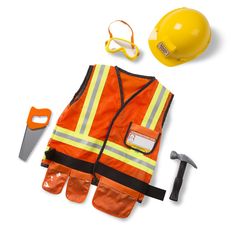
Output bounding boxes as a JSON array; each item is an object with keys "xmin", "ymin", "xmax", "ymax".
[{"xmin": 27, "ymin": 107, "xmax": 52, "ymax": 130}]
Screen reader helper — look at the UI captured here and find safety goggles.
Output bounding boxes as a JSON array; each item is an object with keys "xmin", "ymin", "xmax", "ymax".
[{"xmin": 105, "ymin": 20, "xmax": 140, "ymax": 60}]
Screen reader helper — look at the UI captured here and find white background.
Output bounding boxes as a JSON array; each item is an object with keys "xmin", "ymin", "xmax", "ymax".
[{"xmin": 0, "ymin": 0, "xmax": 235, "ymax": 235}]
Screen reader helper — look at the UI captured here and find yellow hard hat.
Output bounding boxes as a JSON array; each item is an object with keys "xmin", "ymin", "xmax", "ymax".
[{"xmin": 148, "ymin": 8, "xmax": 211, "ymax": 66}]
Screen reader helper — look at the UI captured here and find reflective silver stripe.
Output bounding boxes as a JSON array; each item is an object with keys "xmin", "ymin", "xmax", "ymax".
[
  {"xmin": 53, "ymin": 130, "xmax": 155, "ymax": 171},
  {"xmin": 105, "ymin": 145, "xmax": 155, "ymax": 171},
  {"xmin": 53, "ymin": 130, "xmax": 102, "ymax": 150},
  {"xmin": 80, "ymin": 65, "xmax": 105, "ymax": 134},
  {"xmin": 146, "ymin": 86, "xmax": 166, "ymax": 128}
]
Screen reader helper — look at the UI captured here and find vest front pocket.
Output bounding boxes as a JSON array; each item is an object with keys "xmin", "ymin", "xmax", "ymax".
[
  {"xmin": 66, "ymin": 170, "xmax": 93, "ymax": 203},
  {"xmin": 124, "ymin": 122, "xmax": 161, "ymax": 154},
  {"xmin": 92, "ymin": 176, "xmax": 139, "ymax": 218},
  {"xmin": 42, "ymin": 162, "xmax": 70, "ymax": 194}
]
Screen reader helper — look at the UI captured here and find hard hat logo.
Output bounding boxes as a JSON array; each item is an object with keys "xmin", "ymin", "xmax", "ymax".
[
  {"xmin": 158, "ymin": 42, "xmax": 170, "ymax": 57},
  {"xmin": 157, "ymin": 38, "xmax": 177, "ymax": 57},
  {"xmin": 148, "ymin": 8, "xmax": 211, "ymax": 66}
]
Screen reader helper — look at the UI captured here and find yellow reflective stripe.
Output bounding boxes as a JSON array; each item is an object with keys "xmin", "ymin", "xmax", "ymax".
[
  {"xmin": 83, "ymin": 65, "xmax": 110, "ymax": 135},
  {"xmin": 55, "ymin": 125, "xmax": 76, "ymax": 137},
  {"xmin": 75, "ymin": 64, "xmax": 101, "ymax": 133},
  {"xmin": 106, "ymin": 141, "xmax": 156, "ymax": 166},
  {"xmin": 50, "ymin": 126, "xmax": 156, "ymax": 174},
  {"xmin": 75, "ymin": 65, "xmax": 110, "ymax": 135},
  {"xmin": 55, "ymin": 125, "xmax": 103, "ymax": 146},
  {"xmin": 141, "ymin": 83, "xmax": 162, "ymax": 127},
  {"xmin": 103, "ymin": 149, "xmax": 153, "ymax": 175},
  {"xmin": 51, "ymin": 132, "xmax": 101, "ymax": 154},
  {"xmin": 149, "ymin": 89, "xmax": 170, "ymax": 130}
]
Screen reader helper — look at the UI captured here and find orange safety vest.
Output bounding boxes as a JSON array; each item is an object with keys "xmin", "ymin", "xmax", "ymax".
[{"xmin": 41, "ymin": 65, "xmax": 173, "ymax": 218}]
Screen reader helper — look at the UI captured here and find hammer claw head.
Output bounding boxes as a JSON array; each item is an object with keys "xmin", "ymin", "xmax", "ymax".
[{"xmin": 170, "ymin": 151, "xmax": 197, "ymax": 168}]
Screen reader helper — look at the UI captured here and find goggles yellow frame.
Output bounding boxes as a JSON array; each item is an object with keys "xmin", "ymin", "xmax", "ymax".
[{"xmin": 105, "ymin": 20, "xmax": 140, "ymax": 61}]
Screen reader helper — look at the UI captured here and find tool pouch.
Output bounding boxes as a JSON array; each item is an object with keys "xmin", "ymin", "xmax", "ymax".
[
  {"xmin": 66, "ymin": 170, "xmax": 92, "ymax": 203},
  {"xmin": 42, "ymin": 161, "xmax": 92, "ymax": 203},
  {"xmin": 42, "ymin": 162, "xmax": 70, "ymax": 194},
  {"xmin": 92, "ymin": 176, "xmax": 140, "ymax": 218}
]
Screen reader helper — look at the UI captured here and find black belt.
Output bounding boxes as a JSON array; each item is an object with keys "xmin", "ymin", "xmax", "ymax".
[{"xmin": 45, "ymin": 149, "xmax": 166, "ymax": 201}]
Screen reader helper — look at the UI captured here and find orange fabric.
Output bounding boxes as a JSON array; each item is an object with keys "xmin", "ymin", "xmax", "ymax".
[
  {"xmin": 99, "ymin": 153, "xmax": 150, "ymax": 181},
  {"xmin": 66, "ymin": 170, "xmax": 93, "ymax": 203},
  {"xmin": 56, "ymin": 66, "xmax": 95, "ymax": 131},
  {"xmin": 48, "ymin": 139, "xmax": 98, "ymax": 163},
  {"xmin": 92, "ymin": 177, "xmax": 138, "ymax": 218},
  {"xmin": 118, "ymin": 70, "xmax": 151, "ymax": 103},
  {"xmin": 106, "ymin": 80, "xmax": 166, "ymax": 165},
  {"xmin": 42, "ymin": 162, "xmax": 93, "ymax": 203},
  {"xmin": 41, "ymin": 65, "xmax": 173, "ymax": 217},
  {"xmin": 89, "ymin": 67, "xmax": 121, "ymax": 139},
  {"xmin": 42, "ymin": 162, "xmax": 70, "ymax": 194}
]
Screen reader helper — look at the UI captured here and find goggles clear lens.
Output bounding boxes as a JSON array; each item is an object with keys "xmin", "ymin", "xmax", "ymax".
[{"xmin": 108, "ymin": 38, "xmax": 138, "ymax": 58}]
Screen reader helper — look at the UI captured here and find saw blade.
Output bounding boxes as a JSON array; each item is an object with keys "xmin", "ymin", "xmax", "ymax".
[{"xmin": 19, "ymin": 126, "xmax": 45, "ymax": 161}]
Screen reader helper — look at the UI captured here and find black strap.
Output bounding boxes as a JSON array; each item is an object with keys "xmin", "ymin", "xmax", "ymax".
[
  {"xmin": 96, "ymin": 163, "xmax": 166, "ymax": 201},
  {"xmin": 45, "ymin": 149, "xmax": 94, "ymax": 174},
  {"xmin": 45, "ymin": 149, "xmax": 165, "ymax": 201}
]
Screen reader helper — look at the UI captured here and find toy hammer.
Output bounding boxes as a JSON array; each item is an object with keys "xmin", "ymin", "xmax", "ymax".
[{"xmin": 169, "ymin": 151, "xmax": 197, "ymax": 201}]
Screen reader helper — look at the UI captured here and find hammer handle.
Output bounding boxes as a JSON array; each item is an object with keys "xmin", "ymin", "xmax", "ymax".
[{"xmin": 169, "ymin": 161, "xmax": 187, "ymax": 201}]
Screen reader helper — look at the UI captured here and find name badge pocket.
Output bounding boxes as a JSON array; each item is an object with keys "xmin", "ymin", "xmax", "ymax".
[{"xmin": 125, "ymin": 123, "xmax": 161, "ymax": 154}]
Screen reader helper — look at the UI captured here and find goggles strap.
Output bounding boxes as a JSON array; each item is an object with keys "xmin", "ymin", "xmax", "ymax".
[{"xmin": 108, "ymin": 20, "xmax": 135, "ymax": 48}]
